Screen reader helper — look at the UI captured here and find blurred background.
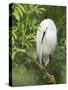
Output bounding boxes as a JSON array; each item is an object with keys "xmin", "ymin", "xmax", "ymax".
[{"xmin": 9, "ymin": 3, "xmax": 66, "ymax": 86}]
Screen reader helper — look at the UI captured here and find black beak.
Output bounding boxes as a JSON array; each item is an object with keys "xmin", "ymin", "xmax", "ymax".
[{"xmin": 41, "ymin": 32, "xmax": 46, "ymax": 44}]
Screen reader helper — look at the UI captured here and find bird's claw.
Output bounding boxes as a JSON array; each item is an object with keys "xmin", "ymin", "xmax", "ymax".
[{"xmin": 48, "ymin": 75, "xmax": 56, "ymax": 84}]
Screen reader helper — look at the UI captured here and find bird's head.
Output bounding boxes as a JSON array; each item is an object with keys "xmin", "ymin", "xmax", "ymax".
[
  {"xmin": 38, "ymin": 26, "xmax": 48, "ymax": 33},
  {"xmin": 43, "ymin": 27, "xmax": 48, "ymax": 32}
]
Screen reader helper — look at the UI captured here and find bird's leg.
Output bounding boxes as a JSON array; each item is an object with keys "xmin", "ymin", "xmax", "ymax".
[
  {"xmin": 36, "ymin": 56, "xmax": 56, "ymax": 84},
  {"xmin": 48, "ymin": 75, "xmax": 56, "ymax": 84},
  {"xmin": 42, "ymin": 65, "xmax": 51, "ymax": 78},
  {"xmin": 42, "ymin": 65, "xmax": 56, "ymax": 84}
]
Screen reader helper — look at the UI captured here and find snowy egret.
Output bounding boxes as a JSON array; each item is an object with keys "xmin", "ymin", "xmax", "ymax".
[{"xmin": 36, "ymin": 19, "xmax": 57, "ymax": 66}]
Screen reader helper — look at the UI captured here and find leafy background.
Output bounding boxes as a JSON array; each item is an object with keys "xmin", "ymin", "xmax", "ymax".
[{"xmin": 9, "ymin": 4, "xmax": 66, "ymax": 86}]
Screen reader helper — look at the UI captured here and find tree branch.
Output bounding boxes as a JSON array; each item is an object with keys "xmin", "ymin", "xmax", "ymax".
[{"xmin": 23, "ymin": 52, "xmax": 56, "ymax": 84}]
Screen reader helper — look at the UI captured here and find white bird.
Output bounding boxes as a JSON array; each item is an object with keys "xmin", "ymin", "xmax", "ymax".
[{"xmin": 36, "ymin": 19, "xmax": 57, "ymax": 66}]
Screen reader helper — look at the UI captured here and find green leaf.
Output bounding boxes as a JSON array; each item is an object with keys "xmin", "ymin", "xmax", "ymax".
[
  {"xmin": 12, "ymin": 36, "xmax": 15, "ymax": 46},
  {"xmin": 15, "ymin": 4, "xmax": 25, "ymax": 13},
  {"xmin": 15, "ymin": 6, "xmax": 23, "ymax": 17},
  {"xmin": 39, "ymin": 8, "xmax": 46, "ymax": 11},
  {"xmin": 12, "ymin": 47, "xmax": 26, "ymax": 60},
  {"xmin": 13, "ymin": 8, "xmax": 20, "ymax": 21},
  {"xmin": 12, "ymin": 51, "xmax": 16, "ymax": 60}
]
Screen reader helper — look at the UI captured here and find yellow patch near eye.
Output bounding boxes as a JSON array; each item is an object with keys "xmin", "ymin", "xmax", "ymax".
[{"xmin": 43, "ymin": 27, "xmax": 48, "ymax": 32}]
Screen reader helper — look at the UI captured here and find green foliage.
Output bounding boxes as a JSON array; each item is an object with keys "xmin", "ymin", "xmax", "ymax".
[
  {"xmin": 9, "ymin": 4, "xmax": 46, "ymax": 61},
  {"xmin": 9, "ymin": 4, "xmax": 66, "ymax": 86}
]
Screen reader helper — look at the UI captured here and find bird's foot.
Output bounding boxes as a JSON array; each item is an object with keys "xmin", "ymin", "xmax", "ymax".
[{"xmin": 48, "ymin": 75, "xmax": 56, "ymax": 84}]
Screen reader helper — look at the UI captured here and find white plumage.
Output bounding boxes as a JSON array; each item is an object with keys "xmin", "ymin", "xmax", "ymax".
[{"xmin": 36, "ymin": 19, "xmax": 57, "ymax": 66}]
